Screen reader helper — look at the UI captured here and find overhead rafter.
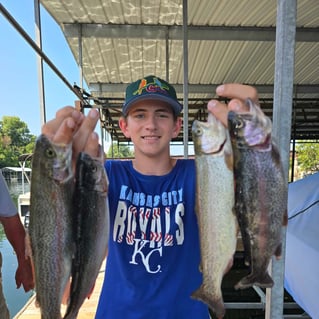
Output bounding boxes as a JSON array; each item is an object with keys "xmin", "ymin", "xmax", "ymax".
[
  {"xmin": 63, "ymin": 23, "xmax": 319, "ymax": 42},
  {"xmin": 89, "ymin": 83, "xmax": 319, "ymax": 95}
]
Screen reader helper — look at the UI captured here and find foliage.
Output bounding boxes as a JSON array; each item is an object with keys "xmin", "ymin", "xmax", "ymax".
[
  {"xmin": 0, "ymin": 224, "xmax": 5, "ymax": 242},
  {"xmin": 106, "ymin": 142, "xmax": 134, "ymax": 158},
  {"xmin": 296, "ymin": 140, "xmax": 319, "ymax": 174},
  {"xmin": 0, "ymin": 116, "xmax": 36, "ymax": 168}
]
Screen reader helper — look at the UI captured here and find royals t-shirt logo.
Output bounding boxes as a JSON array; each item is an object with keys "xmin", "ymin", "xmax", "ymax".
[{"xmin": 112, "ymin": 185, "xmax": 185, "ymax": 273}]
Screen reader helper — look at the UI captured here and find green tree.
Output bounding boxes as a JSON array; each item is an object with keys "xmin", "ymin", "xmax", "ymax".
[
  {"xmin": 0, "ymin": 116, "xmax": 36, "ymax": 168},
  {"xmin": 107, "ymin": 142, "xmax": 134, "ymax": 158},
  {"xmin": 0, "ymin": 224, "xmax": 5, "ymax": 241},
  {"xmin": 296, "ymin": 140, "xmax": 319, "ymax": 174}
]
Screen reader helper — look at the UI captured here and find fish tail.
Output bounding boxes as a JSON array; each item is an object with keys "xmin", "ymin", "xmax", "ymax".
[
  {"xmin": 234, "ymin": 272, "xmax": 274, "ymax": 290},
  {"xmin": 63, "ymin": 310, "xmax": 78, "ymax": 319},
  {"xmin": 191, "ymin": 287, "xmax": 225, "ymax": 318}
]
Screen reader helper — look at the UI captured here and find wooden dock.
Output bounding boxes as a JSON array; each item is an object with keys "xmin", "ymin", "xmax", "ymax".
[{"xmin": 14, "ymin": 261, "xmax": 105, "ymax": 319}]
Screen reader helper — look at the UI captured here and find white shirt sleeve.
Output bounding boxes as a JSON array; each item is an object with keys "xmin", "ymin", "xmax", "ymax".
[{"xmin": 0, "ymin": 171, "xmax": 17, "ymax": 217}]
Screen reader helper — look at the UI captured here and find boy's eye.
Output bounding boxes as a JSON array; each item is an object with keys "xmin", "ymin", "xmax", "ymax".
[
  {"xmin": 134, "ymin": 113, "xmax": 145, "ymax": 119},
  {"xmin": 156, "ymin": 112, "xmax": 169, "ymax": 118}
]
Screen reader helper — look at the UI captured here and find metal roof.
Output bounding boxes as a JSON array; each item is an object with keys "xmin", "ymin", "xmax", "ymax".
[{"xmin": 39, "ymin": 0, "xmax": 319, "ymax": 142}]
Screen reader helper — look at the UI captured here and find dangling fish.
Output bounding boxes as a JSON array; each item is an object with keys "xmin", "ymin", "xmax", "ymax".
[
  {"xmin": 192, "ymin": 113, "xmax": 237, "ymax": 318},
  {"xmin": 227, "ymin": 98, "xmax": 288, "ymax": 290},
  {"xmin": 64, "ymin": 151, "xmax": 109, "ymax": 319},
  {"xmin": 29, "ymin": 134, "xmax": 74, "ymax": 319}
]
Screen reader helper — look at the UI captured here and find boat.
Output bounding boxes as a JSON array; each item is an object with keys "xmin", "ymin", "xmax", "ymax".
[
  {"xmin": 1, "ymin": 164, "xmax": 31, "ymax": 227},
  {"xmin": 17, "ymin": 191, "xmax": 30, "ymax": 228}
]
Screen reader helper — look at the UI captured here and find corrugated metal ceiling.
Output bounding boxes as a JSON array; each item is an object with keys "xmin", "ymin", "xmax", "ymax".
[{"xmin": 40, "ymin": 0, "xmax": 319, "ymax": 142}]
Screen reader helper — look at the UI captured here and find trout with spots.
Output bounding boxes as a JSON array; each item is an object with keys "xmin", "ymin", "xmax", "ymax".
[
  {"xmin": 64, "ymin": 151, "xmax": 109, "ymax": 319},
  {"xmin": 191, "ymin": 113, "xmax": 237, "ymax": 319},
  {"xmin": 29, "ymin": 134, "xmax": 74, "ymax": 319},
  {"xmin": 227, "ymin": 98, "xmax": 288, "ymax": 290}
]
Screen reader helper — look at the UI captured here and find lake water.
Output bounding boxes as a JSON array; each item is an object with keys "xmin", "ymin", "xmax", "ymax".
[
  {"xmin": 1, "ymin": 180, "xmax": 33, "ymax": 318},
  {"xmin": 1, "ymin": 236, "xmax": 34, "ymax": 318}
]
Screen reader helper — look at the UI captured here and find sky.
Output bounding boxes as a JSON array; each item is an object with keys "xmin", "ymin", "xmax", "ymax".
[
  {"xmin": 0, "ymin": 0, "xmax": 88, "ymax": 136},
  {"xmin": 0, "ymin": 1, "xmax": 188, "ymax": 155}
]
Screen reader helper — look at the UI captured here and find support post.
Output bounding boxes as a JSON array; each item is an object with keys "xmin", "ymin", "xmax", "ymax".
[
  {"xmin": 34, "ymin": 0, "xmax": 46, "ymax": 125},
  {"xmin": 182, "ymin": 0, "xmax": 189, "ymax": 158},
  {"xmin": 266, "ymin": 0, "xmax": 297, "ymax": 317}
]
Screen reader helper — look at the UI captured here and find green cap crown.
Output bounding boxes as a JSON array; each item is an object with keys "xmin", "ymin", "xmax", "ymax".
[{"xmin": 123, "ymin": 75, "xmax": 182, "ymax": 116}]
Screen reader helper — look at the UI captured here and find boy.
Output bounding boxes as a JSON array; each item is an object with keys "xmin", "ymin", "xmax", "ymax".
[{"xmin": 42, "ymin": 77, "xmax": 258, "ymax": 318}]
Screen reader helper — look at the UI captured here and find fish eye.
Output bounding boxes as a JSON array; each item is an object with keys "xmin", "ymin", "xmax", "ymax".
[
  {"xmin": 45, "ymin": 147, "xmax": 55, "ymax": 158},
  {"xmin": 235, "ymin": 118, "xmax": 244, "ymax": 130},
  {"xmin": 91, "ymin": 165, "xmax": 97, "ymax": 173},
  {"xmin": 195, "ymin": 127, "xmax": 202, "ymax": 136}
]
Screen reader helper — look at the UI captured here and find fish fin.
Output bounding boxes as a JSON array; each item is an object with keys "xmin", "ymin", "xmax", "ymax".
[
  {"xmin": 282, "ymin": 209, "xmax": 288, "ymax": 226},
  {"xmin": 62, "ymin": 278, "xmax": 71, "ymax": 305},
  {"xmin": 225, "ymin": 150, "xmax": 233, "ymax": 171},
  {"xmin": 234, "ymin": 272, "xmax": 274, "ymax": 290},
  {"xmin": 274, "ymin": 243, "xmax": 282, "ymax": 260},
  {"xmin": 242, "ymin": 248, "xmax": 251, "ymax": 267},
  {"xmin": 87, "ymin": 282, "xmax": 96, "ymax": 300},
  {"xmin": 191, "ymin": 287, "xmax": 225, "ymax": 318},
  {"xmin": 244, "ymin": 254, "xmax": 251, "ymax": 267},
  {"xmin": 224, "ymin": 257, "xmax": 234, "ymax": 275},
  {"xmin": 34, "ymin": 297, "xmax": 40, "ymax": 308}
]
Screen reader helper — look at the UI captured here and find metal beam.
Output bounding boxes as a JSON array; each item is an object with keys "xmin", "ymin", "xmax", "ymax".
[
  {"xmin": 89, "ymin": 83, "xmax": 319, "ymax": 95},
  {"xmin": 225, "ymin": 302, "xmax": 305, "ymax": 310},
  {"xmin": 266, "ymin": 0, "xmax": 297, "ymax": 317},
  {"xmin": 63, "ymin": 23, "xmax": 319, "ymax": 42},
  {"xmin": 34, "ymin": 0, "xmax": 46, "ymax": 125},
  {"xmin": 182, "ymin": 0, "xmax": 189, "ymax": 158}
]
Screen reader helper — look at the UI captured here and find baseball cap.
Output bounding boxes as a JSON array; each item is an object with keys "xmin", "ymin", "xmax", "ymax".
[{"xmin": 122, "ymin": 75, "xmax": 183, "ymax": 116}]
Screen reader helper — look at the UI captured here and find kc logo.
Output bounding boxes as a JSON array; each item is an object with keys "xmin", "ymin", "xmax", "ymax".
[
  {"xmin": 129, "ymin": 239, "xmax": 162, "ymax": 274},
  {"xmin": 113, "ymin": 189, "xmax": 186, "ymax": 274}
]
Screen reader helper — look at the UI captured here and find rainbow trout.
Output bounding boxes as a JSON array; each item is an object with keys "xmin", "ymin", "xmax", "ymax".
[
  {"xmin": 227, "ymin": 98, "xmax": 288, "ymax": 290},
  {"xmin": 29, "ymin": 134, "xmax": 74, "ymax": 319},
  {"xmin": 64, "ymin": 152, "xmax": 109, "ymax": 319},
  {"xmin": 191, "ymin": 113, "xmax": 237, "ymax": 318}
]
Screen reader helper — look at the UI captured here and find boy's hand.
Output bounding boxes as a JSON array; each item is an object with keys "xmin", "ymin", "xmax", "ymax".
[
  {"xmin": 41, "ymin": 107, "xmax": 101, "ymax": 164},
  {"xmin": 208, "ymin": 83, "xmax": 259, "ymax": 126}
]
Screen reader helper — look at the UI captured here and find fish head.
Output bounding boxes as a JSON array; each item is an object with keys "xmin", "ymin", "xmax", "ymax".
[
  {"xmin": 32, "ymin": 134, "xmax": 73, "ymax": 183},
  {"xmin": 76, "ymin": 152, "xmax": 108, "ymax": 194},
  {"xmin": 227, "ymin": 99, "xmax": 272, "ymax": 150},
  {"xmin": 192, "ymin": 113, "xmax": 227, "ymax": 155}
]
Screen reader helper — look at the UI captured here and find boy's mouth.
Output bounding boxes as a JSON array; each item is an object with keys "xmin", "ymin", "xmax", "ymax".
[{"xmin": 142, "ymin": 135, "xmax": 160, "ymax": 140}]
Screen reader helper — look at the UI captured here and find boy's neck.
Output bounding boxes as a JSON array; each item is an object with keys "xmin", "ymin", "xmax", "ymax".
[{"xmin": 132, "ymin": 154, "xmax": 176, "ymax": 176}]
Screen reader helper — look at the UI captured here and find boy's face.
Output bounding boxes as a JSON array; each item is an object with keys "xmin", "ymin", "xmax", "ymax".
[{"xmin": 119, "ymin": 99, "xmax": 182, "ymax": 157}]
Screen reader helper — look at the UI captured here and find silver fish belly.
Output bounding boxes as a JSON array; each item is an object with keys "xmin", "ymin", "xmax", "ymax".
[
  {"xmin": 191, "ymin": 113, "xmax": 237, "ymax": 318},
  {"xmin": 29, "ymin": 134, "xmax": 74, "ymax": 319}
]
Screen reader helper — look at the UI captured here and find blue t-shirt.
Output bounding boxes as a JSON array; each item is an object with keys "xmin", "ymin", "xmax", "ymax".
[{"xmin": 95, "ymin": 159, "xmax": 209, "ymax": 319}]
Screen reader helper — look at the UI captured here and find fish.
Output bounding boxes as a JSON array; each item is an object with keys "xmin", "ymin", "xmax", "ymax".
[
  {"xmin": 64, "ymin": 151, "xmax": 109, "ymax": 319},
  {"xmin": 227, "ymin": 98, "xmax": 288, "ymax": 290},
  {"xmin": 191, "ymin": 113, "xmax": 237, "ymax": 319},
  {"xmin": 29, "ymin": 134, "xmax": 74, "ymax": 319}
]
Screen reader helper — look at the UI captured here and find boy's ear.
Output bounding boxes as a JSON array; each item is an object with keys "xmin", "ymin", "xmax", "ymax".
[
  {"xmin": 172, "ymin": 117, "xmax": 182, "ymax": 138},
  {"xmin": 119, "ymin": 117, "xmax": 131, "ymax": 138}
]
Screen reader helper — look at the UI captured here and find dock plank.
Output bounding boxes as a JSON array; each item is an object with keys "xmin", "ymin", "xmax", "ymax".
[{"xmin": 14, "ymin": 261, "xmax": 105, "ymax": 319}]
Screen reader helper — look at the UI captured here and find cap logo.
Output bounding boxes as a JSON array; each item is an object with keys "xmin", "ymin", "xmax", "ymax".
[{"xmin": 133, "ymin": 77, "xmax": 170, "ymax": 97}]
